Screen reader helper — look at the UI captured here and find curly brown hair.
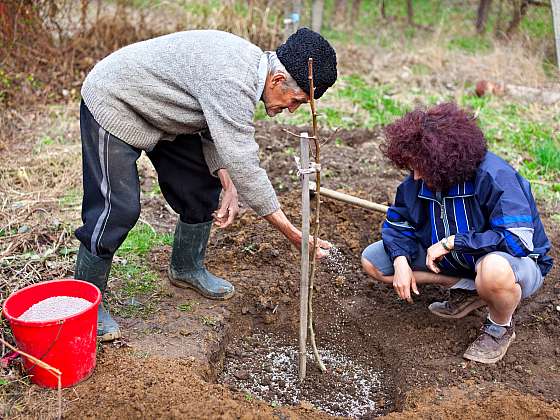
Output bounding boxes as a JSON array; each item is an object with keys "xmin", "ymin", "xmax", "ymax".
[{"xmin": 381, "ymin": 102, "xmax": 487, "ymax": 190}]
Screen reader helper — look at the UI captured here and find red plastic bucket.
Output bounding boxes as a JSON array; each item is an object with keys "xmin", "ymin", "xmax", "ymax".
[{"xmin": 2, "ymin": 279, "xmax": 101, "ymax": 388}]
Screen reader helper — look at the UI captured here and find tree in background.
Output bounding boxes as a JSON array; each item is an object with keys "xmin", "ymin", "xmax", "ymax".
[
  {"xmin": 476, "ymin": 0, "xmax": 493, "ymax": 33},
  {"xmin": 284, "ymin": 0, "xmax": 302, "ymax": 38},
  {"xmin": 312, "ymin": 0, "xmax": 325, "ymax": 32}
]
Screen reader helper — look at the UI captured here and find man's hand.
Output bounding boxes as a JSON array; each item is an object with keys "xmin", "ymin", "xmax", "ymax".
[
  {"xmin": 264, "ymin": 209, "xmax": 332, "ymax": 259},
  {"xmin": 308, "ymin": 236, "xmax": 333, "ymax": 259},
  {"xmin": 393, "ymin": 256, "xmax": 419, "ymax": 303},
  {"xmin": 213, "ymin": 169, "xmax": 239, "ymax": 229},
  {"xmin": 426, "ymin": 235, "xmax": 454, "ymax": 273}
]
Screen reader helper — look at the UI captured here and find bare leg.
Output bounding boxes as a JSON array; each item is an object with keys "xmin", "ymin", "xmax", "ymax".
[
  {"xmin": 475, "ymin": 254, "xmax": 521, "ymax": 324},
  {"xmin": 361, "ymin": 258, "xmax": 461, "ymax": 288}
]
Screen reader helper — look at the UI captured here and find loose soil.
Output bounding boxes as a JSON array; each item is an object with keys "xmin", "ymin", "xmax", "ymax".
[{"xmin": 9, "ymin": 121, "xmax": 560, "ymax": 419}]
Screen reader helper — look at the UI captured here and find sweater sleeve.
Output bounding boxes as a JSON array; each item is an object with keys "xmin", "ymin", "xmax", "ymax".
[
  {"xmin": 381, "ymin": 182, "xmax": 419, "ymax": 263},
  {"xmin": 199, "ymin": 132, "xmax": 225, "ymax": 176},
  {"xmin": 196, "ymin": 77, "xmax": 280, "ymax": 217},
  {"xmin": 454, "ymin": 169, "xmax": 535, "ymax": 257}
]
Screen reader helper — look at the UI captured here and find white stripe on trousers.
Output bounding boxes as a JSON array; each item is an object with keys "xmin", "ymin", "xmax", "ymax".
[{"xmin": 90, "ymin": 127, "xmax": 112, "ymax": 256}]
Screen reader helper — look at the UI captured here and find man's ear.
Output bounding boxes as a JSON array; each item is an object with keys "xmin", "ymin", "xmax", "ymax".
[{"xmin": 270, "ymin": 72, "xmax": 287, "ymax": 88}]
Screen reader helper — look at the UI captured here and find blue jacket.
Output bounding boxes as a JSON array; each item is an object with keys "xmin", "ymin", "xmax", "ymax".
[{"xmin": 382, "ymin": 152, "xmax": 553, "ymax": 277}]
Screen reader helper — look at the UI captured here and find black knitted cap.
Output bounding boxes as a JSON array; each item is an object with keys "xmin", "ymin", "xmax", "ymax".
[{"xmin": 276, "ymin": 28, "xmax": 337, "ymax": 99}]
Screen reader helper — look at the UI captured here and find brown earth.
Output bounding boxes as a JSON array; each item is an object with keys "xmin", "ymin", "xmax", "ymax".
[{"xmin": 9, "ymin": 121, "xmax": 560, "ymax": 419}]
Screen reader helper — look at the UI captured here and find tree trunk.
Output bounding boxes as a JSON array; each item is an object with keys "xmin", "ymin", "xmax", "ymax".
[
  {"xmin": 333, "ymin": 0, "xmax": 349, "ymax": 26},
  {"xmin": 406, "ymin": 0, "xmax": 414, "ymax": 25},
  {"xmin": 494, "ymin": 0, "xmax": 504, "ymax": 36},
  {"xmin": 350, "ymin": 0, "xmax": 362, "ymax": 22},
  {"xmin": 552, "ymin": 0, "xmax": 560, "ymax": 68},
  {"xmin": 380, "ymin": 0, "xmax": 386, "ymax": 19},
  {"xmin": 284, "ymin": 0, "xmax": 302, "ymax": 39},
  {"xmin": 476, "ymin": 0, "xmax": 493, "ymax": 33},
  {"xmin": 505, "ymin": 0, "xmax": 530, "ymax": 38},
  {"xmin": 311, "ymin": 0, "xmax": 325, "ymax": 33}
]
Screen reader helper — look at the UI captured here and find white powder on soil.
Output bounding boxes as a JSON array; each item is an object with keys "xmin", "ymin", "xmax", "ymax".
[{"xmin": 19, "ymin": 296, "xmax": 92, "ymax": 322}]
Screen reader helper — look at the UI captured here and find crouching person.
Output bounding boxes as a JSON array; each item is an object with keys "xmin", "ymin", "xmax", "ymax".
[{"xmin": 361, "ymin": 103, "xmax": 553, "ymax": 364}]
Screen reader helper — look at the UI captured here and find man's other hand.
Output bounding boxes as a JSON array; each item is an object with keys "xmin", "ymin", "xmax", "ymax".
[{"xmin": 214, "ymin": 169, "xmax": 239, "ymax": 228}]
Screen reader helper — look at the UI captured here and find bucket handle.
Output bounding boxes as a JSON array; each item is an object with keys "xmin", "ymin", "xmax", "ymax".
[{"xmin": 26, "ymin": 319, "xmax": 64, "ymax": 373}]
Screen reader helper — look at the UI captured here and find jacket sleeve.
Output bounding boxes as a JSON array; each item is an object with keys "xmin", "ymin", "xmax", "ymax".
[
  {"xmin": 195, "ymin": 77, "xmax": 280, "ymax": 217},
  {"xmin": 382, "ymin": 182, "xmax": 419, "ymax": 263},
  {"xmin": 454, "ymin": 169, "xmax": 535, "ymax": 257}
]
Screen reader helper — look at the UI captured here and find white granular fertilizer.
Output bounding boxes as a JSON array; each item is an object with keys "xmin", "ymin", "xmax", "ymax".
[{"xmin": 19, "ymin": 296, "xmax": 92, "ymax": 322}]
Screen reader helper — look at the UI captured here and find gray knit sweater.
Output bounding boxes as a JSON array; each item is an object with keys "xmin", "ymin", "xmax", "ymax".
[{"xmin": 81, "ymin": 30, "xmax": 279, "ymax": 217}]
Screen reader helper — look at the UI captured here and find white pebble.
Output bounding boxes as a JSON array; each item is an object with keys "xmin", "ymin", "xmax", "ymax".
[{"xmin": 19, "ymin": 296, "xmax": 92, "ymax": 322}]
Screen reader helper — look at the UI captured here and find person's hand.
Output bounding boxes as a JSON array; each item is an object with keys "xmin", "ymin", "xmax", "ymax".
[
  {"xmin": 393, "ymin": 256, "xmax": 419, "ymax": 303},
  {"xmin": 426, "ymin": 236, "xmax": 454, "ymax": 273},
  {"xmin": 262, "ymin": 209, "xmax": 331, "ymax": 258},
  {"xmin": 309, "ymin": 236, "xmax": 332, "ymax": 259},
  {"xmin": 214, "ymin": 169, "xmax": 239, "ymax": 229}
]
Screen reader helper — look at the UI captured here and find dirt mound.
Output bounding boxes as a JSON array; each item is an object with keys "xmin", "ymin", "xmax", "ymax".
[
  {"xmin": 388, "ymin": 385, "xmax": 560, "ymax": 419},
  {"xmin": 63, "ymin": 347, "xmax": 326, "ymax": 420}
]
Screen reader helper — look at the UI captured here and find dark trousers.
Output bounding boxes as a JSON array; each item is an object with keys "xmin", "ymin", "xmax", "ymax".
[{"xmin": 75, "ymin": 101, "xmax": 221, "ymax": 259}]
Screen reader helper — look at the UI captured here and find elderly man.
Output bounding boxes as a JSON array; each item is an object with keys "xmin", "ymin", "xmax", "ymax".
[{"xmin": 74, "ymin": 28, "xmax": 337, "ymax": 341}]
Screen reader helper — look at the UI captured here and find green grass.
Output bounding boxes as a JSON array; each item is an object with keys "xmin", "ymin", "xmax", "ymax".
[
  {"xmin": 118, "ymin": 223, "xmax": 172, "ymax": 257},
  {"xmin": 336, "ymin": 75, "xmax": 409, "ymax": 127},
  {"xmin": 108, "ymin": 223, "xmax": 173, "ymax": 317},
  {"xmin": 59, "ymin": 188, "xmax": 81, "ymax": 208},
  {"xmin": 448, "ymin": 36, "xmax": 493, "ymax": 54},
  {"xmin": 178, "ymin": 301, "xmax": 198, "ymax": 312},
  {"xmin": 254, "ymin": 102, "xmax": 268, "ymax": 121},
  {"xmin": 201, "ymin": 315, "xmax": 218, "ymax": 327}
]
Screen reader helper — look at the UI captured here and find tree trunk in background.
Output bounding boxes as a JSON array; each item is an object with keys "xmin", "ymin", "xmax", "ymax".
[
  {"xmin": 505, "ymin": 0, "xmax": 529, "ymax": 38},
  {"xmin": 333, "ymin": 0, "xmax": 349, "ymax": 26},
  {"xmin": 380, "ymin": 0, "xmax": 387, "ymax": 19},
  {"xmin": 350, "ymin": 0, "xmax": 362, "ymax": 23},
  {"xmin": 284, "ymin": 0, "xmax": 302, "ymax": 39},
  {"xmin": 552, "ymin": 0, "xmax": 560, "ymax": 68},
  {"xmin": 476, "ymin": 0, "xmax": 493, "ymax": 33},
  {"xmin": 494, "ymin": 0, "xmax": 504, "ymax": 36},
  {"xmin": 311, "ymin": 0, "xmax": 325, "ymax": 33},
  {"xmin": 406, "ymin": 0, "xmax": 414, "ymax": 25}
]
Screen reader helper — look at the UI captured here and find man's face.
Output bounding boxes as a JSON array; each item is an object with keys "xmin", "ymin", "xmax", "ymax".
[{"xmin": 262, "ymin": 72, "xmax": 309, "ymax": 117}]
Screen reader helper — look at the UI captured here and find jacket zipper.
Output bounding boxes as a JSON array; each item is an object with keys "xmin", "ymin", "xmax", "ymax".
[{"xmin": 440, "ymin": 198, "xmax": 470, "ymax": 269}]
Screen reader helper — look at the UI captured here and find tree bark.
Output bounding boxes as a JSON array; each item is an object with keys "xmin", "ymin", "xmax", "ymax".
[
  {"xmin": 311, "ymin": 0, "xmax": 325, "ymax": 33},
  {"xmin": 552, "ymin": 0, "xmax": 560, "ymax": 68},
  {"xmin": 476, "ymin": 0, "xmax": 493, "ymax": 33},
  {"xmin": 406, "ymin": 0, "xmax": 414, "ymax": 25},
  {"xmin": 333, "ymin": 0, "xmax": 349, "ymax": 26},
  {"xmin": 505, "ymin": 0, "xmax": 530, "ymax": 38},
  {"xmin": 284, "ymin": 0, "xmax": 302, "ymax": 39},
  {"xmin": 494, "ymin": 0, "xmax": 504, "ymax": 36},
  {"xmin": 350, "ymin": 0, "xmax": 362, "ymax": 23}
]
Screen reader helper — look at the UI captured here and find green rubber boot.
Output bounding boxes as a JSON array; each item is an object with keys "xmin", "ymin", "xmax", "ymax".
[
  {"xmin": 168, "ymin": 220, "xmax": 235, "ymax": 300},
  {"xmin": 74, "ymin": 244, "xmax": 122, "ymax": 342}
]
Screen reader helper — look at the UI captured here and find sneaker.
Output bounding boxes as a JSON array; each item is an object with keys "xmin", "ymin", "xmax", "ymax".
[
  {"xmin": 463, "ymin": 319, "xmax": 516, "ymax": 364},
  {"xmin": 428, "ymin": 289, "xmax": 486, "ymax": 319}
]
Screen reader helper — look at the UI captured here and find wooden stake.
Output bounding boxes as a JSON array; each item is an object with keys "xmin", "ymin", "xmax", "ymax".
[
  {"xmin": 298, "ymin": 132, "xmax": 311, "ymax": 382},
  {"xmin": 307, "ymin": 57, "xmax": 326, "ymax": 374},
  {"xmin": 309, "ymin": 181, "xmax": 389, "ymax": 213},
  {"xmin": 0, "ymin": 337, "xmax": 62, "ymax": 419}
]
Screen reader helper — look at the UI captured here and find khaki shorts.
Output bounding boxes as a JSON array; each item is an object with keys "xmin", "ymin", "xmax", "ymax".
[{"xmin": 361, "ymin": 241, "xmax": 543, "ymax": 299}]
